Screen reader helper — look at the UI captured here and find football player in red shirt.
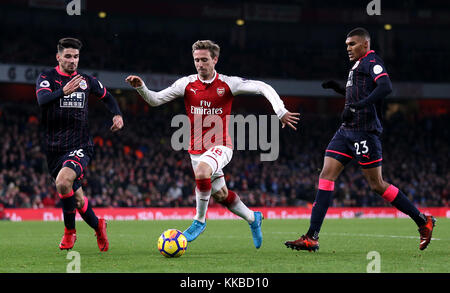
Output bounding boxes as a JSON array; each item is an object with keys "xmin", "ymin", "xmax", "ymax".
[{"xmin": 126, "ymin": 40, "xmax": 299, "ymax": 249}]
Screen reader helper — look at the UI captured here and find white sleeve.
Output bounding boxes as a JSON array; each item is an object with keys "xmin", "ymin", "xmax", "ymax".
[
  {"xmin": 224, "ymin": 76, "xmax": 288, "ymax": 119},
  {"xmin": 135, "ymin": 77, "xmax": 188, "ymax": 107}
]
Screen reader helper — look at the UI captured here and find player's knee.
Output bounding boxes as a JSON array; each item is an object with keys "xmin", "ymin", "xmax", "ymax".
[
  {"xmin": 75, "ymin": 197, "xmax": 84, "ymax": 209},
  {"xmin": 319, "ymin": 168, "xmax": 338, "ymax": 181},
  {"xmin": 55, "ymin": 177, "xmax": 73, "ymax": 194},
  {"xmin": 368, "ymin": 179, "xmax": 387, "ymax": 195},
  {"xmin": 194, "ymin": 163, "xmax": 212, "ymax": 179}
]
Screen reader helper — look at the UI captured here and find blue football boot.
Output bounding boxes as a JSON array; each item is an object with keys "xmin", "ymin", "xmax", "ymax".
[
  {"xmin": 183, "ymin": 219, "xmax": 206, "ymax": 242},
  {"xmin": 249, "ymin": 211, "xmax": 263, "ymax": 249}
]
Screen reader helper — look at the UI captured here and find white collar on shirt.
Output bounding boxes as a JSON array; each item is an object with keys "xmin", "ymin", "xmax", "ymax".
[{"xmin": 198, "ymin": 71, "xmax": 217, "ymax": 84}]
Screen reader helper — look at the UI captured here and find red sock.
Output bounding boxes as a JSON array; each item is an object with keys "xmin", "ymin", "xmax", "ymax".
[
  {"xmin": 219, "ymin": 190, "xmax": 238, "ymax": 207},
  {"xmin": 196, "ymin": 178, "xmax": 212, "ymax": 192}
]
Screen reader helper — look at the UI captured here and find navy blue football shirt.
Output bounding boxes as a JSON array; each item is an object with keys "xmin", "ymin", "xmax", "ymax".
[
  {"xmin": 36, "ymin": 66, "xmax": 111, "ymax": 153},
  {"xmin": 343, "ymin": 50, "xmax": 389, "ymax": 134}
]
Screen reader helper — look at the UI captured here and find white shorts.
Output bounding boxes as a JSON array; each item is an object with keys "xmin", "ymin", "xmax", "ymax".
[{"xmin": 190, "ymin": 146, "xmax": 233, "ymax": 194}]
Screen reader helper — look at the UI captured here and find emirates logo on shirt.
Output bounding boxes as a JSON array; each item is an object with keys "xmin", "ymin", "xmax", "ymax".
[
  {"xmin": 217, "ymin": 87, "xmax": 225, "ymax": 97},
  {"xmin": 190, "ymin": 106, "xmax": 223, "ymax": 115},
  {"xmin": 190, "ymin": 100, "xmax": 223, "ymax": 115}
]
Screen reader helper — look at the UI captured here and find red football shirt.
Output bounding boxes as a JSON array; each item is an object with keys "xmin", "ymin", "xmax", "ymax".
[{"xmin": 137, "ymin": 71, "xmax": 288, "ymax": 154}]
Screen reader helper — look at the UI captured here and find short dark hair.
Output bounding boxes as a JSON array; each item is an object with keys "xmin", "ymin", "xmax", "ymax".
[
  {"xmin": 347, "ymin": 27, "xmax": 371, "ymax": 41},
  {"xmin": 57, "ymin": 37, "xmax": 82, "ymax": 53}
]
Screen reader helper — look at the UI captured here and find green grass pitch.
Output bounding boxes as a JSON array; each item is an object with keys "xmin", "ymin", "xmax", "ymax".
[{"xmin": 0, "ymin": 218, "xmax": 448, "ymax": 273}]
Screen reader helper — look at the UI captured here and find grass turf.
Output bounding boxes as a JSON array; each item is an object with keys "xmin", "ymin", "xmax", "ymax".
[{"xmin": 0, "ymin": 218, "xmax": 448, "ymax": 273}]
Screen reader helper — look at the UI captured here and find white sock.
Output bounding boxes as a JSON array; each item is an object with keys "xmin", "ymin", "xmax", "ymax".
[
  {"xmin": 227, "ymin": 198, "xmax": 255, "ymax": 223},
  {"xmin": 193, "ymin": 187, "xmax": 211, "ymax": 223}
]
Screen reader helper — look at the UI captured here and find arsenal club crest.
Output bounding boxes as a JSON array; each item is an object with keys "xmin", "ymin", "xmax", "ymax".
[{"xmin": 217, "ymin": 87, "xmax": 225, "ymax": 97}]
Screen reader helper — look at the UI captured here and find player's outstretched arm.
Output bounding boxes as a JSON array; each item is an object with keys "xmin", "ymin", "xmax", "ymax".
[
  {"xmin": 125, "ymin": 75, "xmax": 143, "ymax": 88},
  {"xmin": 224, "ymin": 76, "xmax": 300, "ymax": 130},
  {"xmin": 280, "ymin": 112, "xmax": 301, "ymax": 130},
  {"xmin": 125, "ymin": 75, "xmax": 184, "ymax": 107},
  {"xmin": 322, "ymin": 80, "xmax": 346, "ymax": 96}
]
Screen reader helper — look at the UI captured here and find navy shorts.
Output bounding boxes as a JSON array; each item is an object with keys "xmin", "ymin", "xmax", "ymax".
[
  {"xmin": 46, "ymin": 147, "xmax": 93, "ymax": 192},
  {"xmin": 325, "ymin": 128, "xmax": 382, "ymax": 169}
]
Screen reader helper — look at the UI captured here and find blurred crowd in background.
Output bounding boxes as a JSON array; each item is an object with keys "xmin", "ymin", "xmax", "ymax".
[
  {"xmin": 1, "ymin": 99, "xmax": 448, "ymax": 211},
  {"xmin": 0, "ymin": 1, "xmax": 449, "ymax": 219},
  {"xmin": 1, "ymin": 2, "xmax": 449, "ymax": 83},
  {"xmin": 0, "ymin": 26, "xmax": 447, "ymax": 83}
]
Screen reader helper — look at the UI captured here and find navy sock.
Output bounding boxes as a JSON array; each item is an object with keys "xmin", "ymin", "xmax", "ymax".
[
  {"xmin": 60, "ymin": 191, "xmax": 76, "ymax": 230},
  {"xmin": 392, "ymin": 190, "xmax": 426, "ymax": 227},
  {"xmin": 307, "ymin": 179, "xmax": 335, "ymax": 239},
  {"xmin": 382, "ymin": 185, "xmax": 426, "ymax": 227},
  {"xmin": 77, "ymin": 196, "xmax": 99, "ymax": 230}
]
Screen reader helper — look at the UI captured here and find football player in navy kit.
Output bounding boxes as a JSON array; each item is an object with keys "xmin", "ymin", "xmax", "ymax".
[
  {"xmin": 285, "ymin": 28, "xmax": 435, "ymax": 252},
  {"xmin": 36, "ymin": 38, "xmax": 124, "ymax": 251}
]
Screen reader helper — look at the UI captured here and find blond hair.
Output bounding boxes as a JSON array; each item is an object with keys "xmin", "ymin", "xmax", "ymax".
[{"xmin": 192, "ymin": 40, "xmax": 220, "ymax": 59}]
